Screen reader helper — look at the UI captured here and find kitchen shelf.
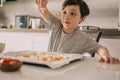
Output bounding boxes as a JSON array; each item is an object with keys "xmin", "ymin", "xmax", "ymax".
[
  {"xmin": 0, "ymin": 28, "xmax": 120, "ymax": 35},
  {"xmin": 82, "ymin": 28, "xmax": 120, "ymax": 36}
]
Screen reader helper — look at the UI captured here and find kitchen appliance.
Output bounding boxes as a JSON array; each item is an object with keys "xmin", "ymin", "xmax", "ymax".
[{"xmin": 15, "ymin": 15, "xmax": 35, "ymax": 28}]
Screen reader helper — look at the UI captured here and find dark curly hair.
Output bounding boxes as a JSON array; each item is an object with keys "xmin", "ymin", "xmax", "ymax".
[{"xmin": 62, "ymin": 0, "xmax": 90, "ymax": 18}]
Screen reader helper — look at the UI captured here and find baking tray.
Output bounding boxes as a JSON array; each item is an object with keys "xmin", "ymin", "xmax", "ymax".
[{"xmin": 0, "ymin": 51, "xmax": 84, "ymax": 69}]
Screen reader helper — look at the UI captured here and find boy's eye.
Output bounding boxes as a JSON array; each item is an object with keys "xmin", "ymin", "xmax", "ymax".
[
  {"xmin": 71, "ymin": 12, "xmax": 77, "ymax": 16},
  {"xmin": 62, "ymin": 10, "xmax": 77, "ymax": 16},
  {"xmin": 62, "ymin": 11, "xmax": 67, "ymax": 14}
]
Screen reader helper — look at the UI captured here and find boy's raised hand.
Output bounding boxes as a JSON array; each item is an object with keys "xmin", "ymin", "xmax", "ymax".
[
  {"xmin": 35, "ymin": 0, "xmax": 51, "ymax": 22},
  {"xmin": 35, "ymin": 0, "xmax": 48, "ymax": 8}
]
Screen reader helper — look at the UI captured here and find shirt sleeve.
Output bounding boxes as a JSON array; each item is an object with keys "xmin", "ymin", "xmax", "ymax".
[{"xmin": 48, "ymin": 14, "xmax": 62, "ymax": 31}]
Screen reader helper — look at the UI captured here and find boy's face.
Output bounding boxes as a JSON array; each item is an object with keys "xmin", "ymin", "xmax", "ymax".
[{"xmin": 61, "ymin": 5, "xmax": 84, "ymax": 31}]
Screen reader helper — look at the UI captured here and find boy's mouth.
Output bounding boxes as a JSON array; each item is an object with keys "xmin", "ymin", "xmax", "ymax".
[{"xmin": 64, "ymin": 21, "xmax": 70, "ymax": 24}]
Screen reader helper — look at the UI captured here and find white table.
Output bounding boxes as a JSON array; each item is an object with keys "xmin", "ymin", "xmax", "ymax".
[{"xmin": 0, "ymin": 58, "xmax": 120, "ymax": 80}]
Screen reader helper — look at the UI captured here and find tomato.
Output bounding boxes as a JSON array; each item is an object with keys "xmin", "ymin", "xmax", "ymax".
[
  {"xmin": 0, "ymin": 58, "xmax": 20, "ymax": 64},
  {"xmin": 0, "ymin": 58, "xmax": 11, "ymax": 64},
  {"xmin": 0, "ymin": 58, "xmax": 22, "ymax": 72}
]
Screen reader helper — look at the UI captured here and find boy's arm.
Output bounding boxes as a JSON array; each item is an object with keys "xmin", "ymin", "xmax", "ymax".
[{"xmin": 36, "ymin": 0, "xmax": 51, "ymax": 23}]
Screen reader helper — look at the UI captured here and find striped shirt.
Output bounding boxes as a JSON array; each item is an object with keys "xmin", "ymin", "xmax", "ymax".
[{"xmin": 47, "ymin": 15, "xmax": 101, "ymax": 54}]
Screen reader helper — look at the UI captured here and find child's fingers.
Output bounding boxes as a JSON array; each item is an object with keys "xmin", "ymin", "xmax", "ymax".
[
  {"xmin": 35, "ymin": 0, "xmax": 40, "ymax": 4},
  {"xmin": 98, "ymin": 57, "xmax": 104, "ymax": 62}
]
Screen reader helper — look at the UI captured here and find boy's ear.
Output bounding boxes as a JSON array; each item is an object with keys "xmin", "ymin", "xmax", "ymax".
[{"xmin": 79, "ymin": 16, "xmax": 86, "ymax": 24}]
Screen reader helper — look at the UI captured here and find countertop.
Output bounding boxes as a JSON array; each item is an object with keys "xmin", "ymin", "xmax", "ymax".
[
  {"xmin": 0, "ymin": 57, "xmax": 120, "ymax": 80},
  {"xmin": 82, "ymin": 28, "xmax": 120, "ymax": 36},
  {"xmin": 0, "ymin": 29, "xmax": 48, "ymax": 33},
  {"xmin": 0, "ymin": 28, "xmax": 120, "ymax": 39},
  {"xmin": 0, "ymin": 28, "xmax": 120, "ymax": 35},
  {"xmin": 82, "ymin": 28, "xmax": 120, "ymax": 39}
]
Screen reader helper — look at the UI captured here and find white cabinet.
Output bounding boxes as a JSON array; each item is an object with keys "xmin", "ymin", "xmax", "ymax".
[
  {"xmin": 32, "ymin": 33, "xmax": 49, "ymax": 52},
  {"xmin": 0, "ymin": 34, "xmax": 32, "ymax": 52},
  {"xmin": 0, "ymin": 31, "xmax": 119, "ymax": 58},
  {"xmin": 0, "ymin": 32, "xmax": 49, "ymax": 53}
]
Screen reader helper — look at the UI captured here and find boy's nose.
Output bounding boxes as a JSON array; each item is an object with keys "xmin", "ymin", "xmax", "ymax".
[{"xmin": 64, "ymin": 14, "xmax": 71, "ymax": 20}]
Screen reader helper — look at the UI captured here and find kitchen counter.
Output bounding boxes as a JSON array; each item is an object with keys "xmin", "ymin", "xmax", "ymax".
[
  {"xmin": 0, "ymin": 57, "xmax": 120, "ymax": 80},
  {"xmin": 0, "ymin": 28, "xmax": 120, "ymax": 39},
  {"xmin": 81, "ymin": 28, "xmax": 120, "ymax": 39},
  {"xmin": 0, "ymin": 29, "xmax": 48, "ymax": 33},
  {"xmin": 0, "ymin": 28, "xmax": 120, "ymax": 35},
  {"xmin": 82, "ymin": 28, "xmax": 120, "ymax": 36}
]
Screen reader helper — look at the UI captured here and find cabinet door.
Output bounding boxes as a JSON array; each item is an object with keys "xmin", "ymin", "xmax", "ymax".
[
  {"xmin": 32, "ymin": 33, "xmax": 49, "ymax": 52},
  {"xmin": 0, "ymin": 33, "xmax": 33, "ymax": 53}
]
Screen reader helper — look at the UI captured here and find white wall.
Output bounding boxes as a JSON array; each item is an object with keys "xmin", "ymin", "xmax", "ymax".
[
  {"xmin": 99, "ymin": 39, "xmax": 120, "ymax": 58},
  {"xmin": 81, "ymin": 0, "xmax": 119, "ymax": 29},
  {"xmin": 118, "ymin": 0, "xmax": 120, "ymax": 27},
  {"xmin": 0, "ymin": 0, "xmax": 119, "ymax": 29},
  {"xmin": 0, "ymin": 0, "xmax": 63, "ymax": 26}
]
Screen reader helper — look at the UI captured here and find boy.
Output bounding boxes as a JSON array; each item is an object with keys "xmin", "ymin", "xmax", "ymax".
[{"xmin": 35, "ymin": 0, "xmax": 119, "ymax": 64}]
